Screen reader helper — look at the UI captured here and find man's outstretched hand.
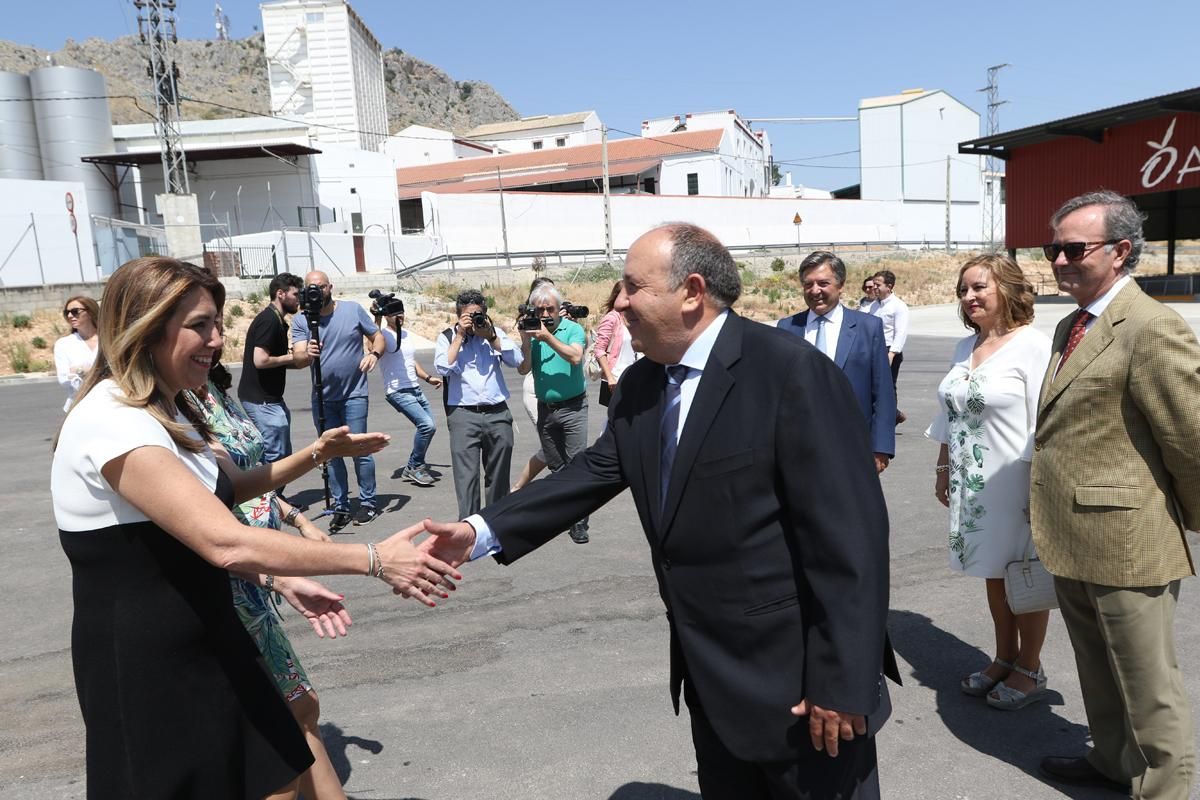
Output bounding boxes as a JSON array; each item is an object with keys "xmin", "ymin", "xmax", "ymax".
[
  {"xmin": 416, "ymin": 518, "xmax": 478, "ymax": 570},
  {"xmin": 791, "ymin": 699, "xmax": 867, "ymax": 758}
]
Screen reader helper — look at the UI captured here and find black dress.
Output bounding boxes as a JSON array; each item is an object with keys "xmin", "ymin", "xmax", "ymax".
[{"xmin": 59, "ymin": 468, "xmax": 314, "ymax": 799}]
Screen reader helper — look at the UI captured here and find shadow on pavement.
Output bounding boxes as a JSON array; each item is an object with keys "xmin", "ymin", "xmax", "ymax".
[
  {"xmin": 889, "ymin": 609, "xmax": 1117, "ymax": 799},
  {"xmin": 607, "ymin": 783, "xmax": 701, "ymax": 799},
  {"xmin": 320, "ymin": 721, "xmax": 383, "ymax": 787}
]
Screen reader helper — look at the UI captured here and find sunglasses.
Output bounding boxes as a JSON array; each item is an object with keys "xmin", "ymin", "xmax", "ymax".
[
  {"xmin": 1042, "ymin": 240, "xmax": 1119, "ymax": 262},
  {"xmin": 64, "ymin": 308, "xmax": 87, "ymax": 317}
]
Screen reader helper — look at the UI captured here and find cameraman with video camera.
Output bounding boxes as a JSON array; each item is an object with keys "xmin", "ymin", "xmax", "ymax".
[
  {"xmin": 291, "ymin": 270, "xmax": 387, "ymax": 533},
  {"xmin": 435, "ymin": 289, "xmax": 523, "ymax": 518},
  {"xmin": 517, "ymin": 283, "xmax": 591, "ymax": 543}
]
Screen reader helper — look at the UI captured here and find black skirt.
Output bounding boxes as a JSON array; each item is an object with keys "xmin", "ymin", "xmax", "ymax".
[{"xmin": 59, "ymin": 470, "xmax": 313, "ymax": 799}]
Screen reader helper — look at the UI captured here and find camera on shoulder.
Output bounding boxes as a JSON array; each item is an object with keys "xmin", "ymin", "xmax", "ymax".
[
  {"xmin": 368, "ymin": 289, "xmax": 404, "ymax": 317},
  {"xmin": 561, "ymin": 301, "xmax": 589, "ymax": 319}
]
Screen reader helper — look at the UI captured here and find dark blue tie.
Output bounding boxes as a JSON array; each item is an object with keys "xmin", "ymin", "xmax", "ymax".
[{"xmin": 660, "ymin": 364, "xmax": 689, "ymax": 509}]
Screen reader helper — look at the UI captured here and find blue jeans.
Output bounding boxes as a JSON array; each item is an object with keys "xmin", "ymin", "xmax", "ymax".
[
  {"xmin": 312, "ymin": 395, "xmax": 376, "ymax": 511},
  {"xmin": 386, "ymin": 387, "xmax": 437, "ymax": 469},
  {"xmin": 240, "ymin": 399, "xmax": 293, "ymax": 463}
]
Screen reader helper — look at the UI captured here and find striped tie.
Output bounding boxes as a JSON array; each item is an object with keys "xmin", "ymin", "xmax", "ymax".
[{"xmin": 660, "ymin": 364, "xmax": 689, "ymax": 509}]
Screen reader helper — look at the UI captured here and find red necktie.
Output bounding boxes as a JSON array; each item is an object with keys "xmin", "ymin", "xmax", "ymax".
[{"xmin": 1057, "ymin": 309, "xmax": 1093, "ymax": 371}]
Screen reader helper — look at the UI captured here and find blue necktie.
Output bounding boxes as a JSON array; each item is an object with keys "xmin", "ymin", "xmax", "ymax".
[
  {"xmin": 660, "ymin": 364, "xmax": 689, "ymax": 509},
  {"xmin": 814, "ymin": 315, "xmax": 829, "ymax": 357}
]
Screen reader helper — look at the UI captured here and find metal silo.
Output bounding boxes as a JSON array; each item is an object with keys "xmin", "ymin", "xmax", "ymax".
[
  {"xmin": 0, "ymin": 71, "xmax": 43, "ymax": 180},
  {"xmin": 29, "ymin": 66, "xmax": 117, "ymax": 217}
]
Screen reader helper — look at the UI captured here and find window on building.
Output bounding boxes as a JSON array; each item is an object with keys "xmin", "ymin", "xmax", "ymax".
[
  {"xmin": 644, "ymin": 177, "xmax": 657, "ymax": 195},
  {"xmin": 306, "ymin": 11, "xmax": 323, "ymax": 23},
  {"xmin": 687, "ymin": 173, "xmax": 699, "ymax": 195},
  {"xmin": 556, "ymin": 137, "xmax": 567, "ymax": 147},
  {"xmin": 533, "ymin": 140, "xmax": 543, "ymax": 150}
]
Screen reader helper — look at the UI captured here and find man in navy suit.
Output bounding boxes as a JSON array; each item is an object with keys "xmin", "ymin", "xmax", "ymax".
[
  {"xmin": 421, "ymin": 225, "xmax": 895, "ymax": 799},
  {"xmin": 778, "ymin": 251, "xmax": 896, "ymax": 473}
]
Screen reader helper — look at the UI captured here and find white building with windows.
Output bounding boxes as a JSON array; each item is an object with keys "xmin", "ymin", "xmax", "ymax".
[
  {"xmin": 642, "ymin": 109, "xmax": 772, "ymax": 197},
  {"xmin": 260, "ymin": 0, "xmax": 389, "ymax": 152},
  {"xmin": 463, "ymin": 111, "xmax": 602, "ymax": 154},
  {"xmin": 383, "ymin": 124, "xmax": 496, "ymax": 166}
]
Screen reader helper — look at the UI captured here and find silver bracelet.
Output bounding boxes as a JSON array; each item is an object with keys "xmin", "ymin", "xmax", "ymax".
[
  {"xmin": 366, "ymin": 542, "xmax": 385, "ymax": 578},
  {"xmin": 264, "ymin": 574, "xmax": 277, "ymax": 594},
  {"xmin": 935, "ymin": 464, "xmax": 951, "ymax": 473},
  {"xmin": 311, "ymin": 446, "xmax": 322, "ymax": 467},
  {"xmin": 283, "ymin": 507, "xmax": 301, "ymax": 527}
]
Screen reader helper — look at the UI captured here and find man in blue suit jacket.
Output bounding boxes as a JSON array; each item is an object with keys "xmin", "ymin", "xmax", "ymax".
[{"xmin": 778, "ymin": 251, "xmax": 896, "ymax": 472}]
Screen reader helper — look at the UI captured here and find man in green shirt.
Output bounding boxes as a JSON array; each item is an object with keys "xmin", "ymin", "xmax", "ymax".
[{"xmin": 518, "ymin": 283, "xmax": 591, "ymax": 543}]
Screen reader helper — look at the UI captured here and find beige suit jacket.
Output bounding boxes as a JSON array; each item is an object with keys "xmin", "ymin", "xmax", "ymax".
[{"xmin": 1030, "ymin": 281, "xmax": 1200, "ymax": 587}]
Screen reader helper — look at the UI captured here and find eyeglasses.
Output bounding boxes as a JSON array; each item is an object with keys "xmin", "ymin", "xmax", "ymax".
[
  {"xmin": 64, "ymin": 308, "xmax": 86, "ymax": 317},
  {"xmin": 1042, "ymin": 240, "xmax": 1119, "ymax": 262}
]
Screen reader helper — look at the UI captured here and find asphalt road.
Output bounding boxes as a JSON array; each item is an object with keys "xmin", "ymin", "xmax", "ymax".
[{"xmin": 3, "ymin": 327, "xmax": 1198, "ymax": 799}]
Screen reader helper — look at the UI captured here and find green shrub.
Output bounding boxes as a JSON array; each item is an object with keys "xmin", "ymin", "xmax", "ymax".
[
  {"xmin": 770, "ymin": 257, "xmax": 787, "ymax": 272},
  {"xmin": 31, "ymin": 336, "xmax": 47, "ymax": 349},
  {"xmin": 766, "ymin": 288, "xmax": 781, "ymax": 303},
  {"xmin": 578, "ymin": 264, "xmax": 621, "ymax": 284},
  {"xmin": 12, "ymin": 314, "xmax": 31, "ymax": 329},
  {"xmin": 245, "ymin": 292, "xmax": 262, "ymax": 306},
  {"xmin": 223, "ymin": 315, "xmax": 234, "ymax": 329},
  {"xmin": 229, "ymin": 304, "xmax": 245, "ymax": 318}
]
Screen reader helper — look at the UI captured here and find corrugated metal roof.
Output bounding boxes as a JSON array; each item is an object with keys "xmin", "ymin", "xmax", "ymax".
[
  {"xmin": 396, "ymin": 128, "xmax": 723, "ymax": 194},
  {"xmin": 465, "ymin": 112, "xmax": 596, "ymax": 138}
]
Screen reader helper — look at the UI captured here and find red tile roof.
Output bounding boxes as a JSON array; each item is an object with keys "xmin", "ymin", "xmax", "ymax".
[{"xmin": 395, "ymin": 128, "xmax": 724, "ymax": 198}]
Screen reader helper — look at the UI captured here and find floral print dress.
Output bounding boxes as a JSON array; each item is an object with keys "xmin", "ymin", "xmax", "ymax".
[
  {"xmin": 187, "ymin": 382, "xmax": 312, "ymax": 702},
  {"xmin": 925, "ymin": 327, "xmax": 1051, "ymax": 578}
]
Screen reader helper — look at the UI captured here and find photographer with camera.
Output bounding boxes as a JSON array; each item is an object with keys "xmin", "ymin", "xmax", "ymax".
[
  {"xmin": 370, "ymin": 291, "xmax": 442, "ymax": 488},
  {"xmin": 291, "ymin": 271, "xmax": 387, "ymax": 533},
  {"xmin": 238, "ymin": 273, "xmax": 304, "ymax": 476},
  {"xmin": 435, "ymin": 289, "xmax": 523, "ymax": 518},
  {"xmin": 517, "ymin": 283, "xmax": 591, "ymax": 543}
]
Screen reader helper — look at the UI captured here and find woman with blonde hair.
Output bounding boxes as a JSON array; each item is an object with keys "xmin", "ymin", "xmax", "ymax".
[
  {"xmin": 53, "ymin": 294, "xmax": 100, "ymax": 411},
  {"xmin": 926, "ymin": 253, "xmax": 1053, "ymax": 711},
  {"xmin": 592, "ymin": 280, "xmax": 638, "ymax": 407},
  {"xmin": 52, "ymin": 257, "xmax": 460, "ymax": 799}
]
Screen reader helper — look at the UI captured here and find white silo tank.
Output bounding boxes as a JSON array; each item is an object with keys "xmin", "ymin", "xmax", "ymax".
[
  {"xmin": 29, "ymin": 66, "xmax": 117, "ymax": 217},
  {"xmin": 0, "ymin": 72, "xmax": 44, "ymax": 180}
]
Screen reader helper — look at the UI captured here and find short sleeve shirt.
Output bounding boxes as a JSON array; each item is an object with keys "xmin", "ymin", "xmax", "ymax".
[
  {"xmin": 51, "ymin": 379, "xmax": 219, "ymax": 532},
  {"xmin": 291, "ymin": 302, "xmax": 379, "ymax": 402},
  {"xmin": 531, "ymin": 318, "xmax": 586, "ymax": 403},
  {"xmin": 238, "ymin": 306, "xmax": 289, "ymax": 403},
  {"xmin": 378, "ymin": 325, "xmax": 419, "ymax": 392}
]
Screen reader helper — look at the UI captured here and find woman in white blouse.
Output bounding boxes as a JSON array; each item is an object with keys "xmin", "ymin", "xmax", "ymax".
[
  {"xmin": 926, "ymin": 254, "xmax": 1053, "ymax": 711},
  {"xmin": 53, "ymin": 295, "xmax": 100, "ymax": 412}
]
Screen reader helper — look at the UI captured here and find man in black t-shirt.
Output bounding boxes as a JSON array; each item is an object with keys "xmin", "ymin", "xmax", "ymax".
[{"xmin": 238, "ymin": 273, "xmax": 303, "ymax": 466}]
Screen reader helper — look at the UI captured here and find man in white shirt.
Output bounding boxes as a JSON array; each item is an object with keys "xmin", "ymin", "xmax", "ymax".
[{"xmin": 869, "ymin": 270, "xmax": 909, "ymax": 424}]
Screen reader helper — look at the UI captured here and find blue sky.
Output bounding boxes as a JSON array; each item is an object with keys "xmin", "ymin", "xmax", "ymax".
[{"xmin": 9, "ymin": 0, "xmax": 1198, "ymax": 191}]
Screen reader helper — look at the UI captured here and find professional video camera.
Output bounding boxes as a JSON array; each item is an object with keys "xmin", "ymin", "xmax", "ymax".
[
  {"xmin": 301, "ymin": 283, "xmax": 325, "ymax": 320},
  {"xmin": 516, "ymin": 303, "xmax": 542, "ymax": 332},
  {"xmin": 561, "ymin": 301, "xmax": 589, "ymax": 319},
  {"xmin": 368, "ymin": 289, "xmax": 405, "ymax": 317}
]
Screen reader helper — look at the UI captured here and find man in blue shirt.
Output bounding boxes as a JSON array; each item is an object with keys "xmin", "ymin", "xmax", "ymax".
[
  {"xmin": 291, "ymin": 270, "xmax": 387, "ymax": 533},
  {"xmin": 518, "ymin": 283, "xmax": 591, "ymax": 543},
  {"xmin": 434, "ymin": 289, "xmax": 523, "ymax": 518}
]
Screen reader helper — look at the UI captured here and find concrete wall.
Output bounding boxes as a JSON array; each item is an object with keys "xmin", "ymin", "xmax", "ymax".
[
  {"xmin": 0, "ymin": 179, "xmax": 98, "ymax": 287},
  {"xmin": 0, "ymin": 279, "xmax": 106, "ymax": 315}
]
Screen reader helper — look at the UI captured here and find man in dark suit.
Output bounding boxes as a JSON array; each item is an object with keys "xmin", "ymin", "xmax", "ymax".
[
  {"xmin": 777, "ymin": 251, "xmax": 896, "ymax": 473},
  {"xmin": 420, "ymin": 224, "xmax": 895, "ymax": 798}
]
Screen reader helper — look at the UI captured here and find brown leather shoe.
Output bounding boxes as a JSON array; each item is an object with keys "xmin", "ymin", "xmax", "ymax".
[{"xmin": 1039, "ymin": 756, "xmax": 1130, "ymax": 791}]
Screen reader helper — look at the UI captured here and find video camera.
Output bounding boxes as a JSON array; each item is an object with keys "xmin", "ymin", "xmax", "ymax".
[
  {"xmin": 562, "ymin": 301, "xmax": 589, "ymax": 319},
  {"xmin": 301, "ymin": 284, "xmax": 325, "ymax": 320},
  {"xmin": 368, "ymin": 289, "xmax": 405, "ymax": 317}
]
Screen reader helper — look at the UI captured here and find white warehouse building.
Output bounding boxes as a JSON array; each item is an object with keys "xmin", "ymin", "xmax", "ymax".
[{"xmin": 642, "ymin": 109, "xmax": 772, "ymax": 198}]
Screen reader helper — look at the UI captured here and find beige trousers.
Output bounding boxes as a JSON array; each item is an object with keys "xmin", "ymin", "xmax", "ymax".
[{"xmin": 1055, "ymin": 577, "xmax": 1194, "ymax": 800}]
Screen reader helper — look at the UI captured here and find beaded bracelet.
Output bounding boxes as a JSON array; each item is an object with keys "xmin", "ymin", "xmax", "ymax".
[{"xmin": 934, "ymin": 464, "xmax": 951, "ymax": 473}]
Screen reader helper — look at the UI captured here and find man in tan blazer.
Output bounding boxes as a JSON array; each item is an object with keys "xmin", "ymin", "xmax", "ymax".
[{"xmin": 1031, "ymin": 190, "xmax": 1200, "ymax": 799}]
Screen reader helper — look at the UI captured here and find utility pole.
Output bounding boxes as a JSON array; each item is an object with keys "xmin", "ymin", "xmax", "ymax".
[
  {"xmin": 496, "ymin": 167, "xmax": 511, "ymax": 269},
  {"xmin": 134, "ymin": 0, "xmax": 189, "ymax": 195},
  {"xmin": 945, "ymin": 155, "xmax": 952, "ymax": 253},
  {"xmin": 601, "ymin": 125, "xmax": 613, "ymax": 265},
  {"xmin": 978, "ymin": 64, "xmax": 1009, "ymax": 251}
]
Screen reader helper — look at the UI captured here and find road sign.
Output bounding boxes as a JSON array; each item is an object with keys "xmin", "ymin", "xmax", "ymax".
[
  {"xmin": 793, "ymin": 213, "xmax": 803, "ymax": 225},
  {"xmin": 65, "ymin": 192, "xmax": 75, "ymax": 213}
]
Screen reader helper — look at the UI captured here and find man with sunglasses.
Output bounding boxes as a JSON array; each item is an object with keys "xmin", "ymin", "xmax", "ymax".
[{"xmin": 1031, "ymin": 190, "xmax": 1200, "ymax": 798}]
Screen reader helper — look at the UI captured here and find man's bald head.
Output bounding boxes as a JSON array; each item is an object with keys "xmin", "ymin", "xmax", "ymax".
[{"xmin": 305, "ymin": 270, "xmax": 331, "ymax": 287}]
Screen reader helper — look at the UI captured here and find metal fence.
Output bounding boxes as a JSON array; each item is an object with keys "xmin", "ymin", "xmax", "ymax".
[
  {"xmin": 202, "ymin": 244, "xmax": 278, "ymax": 279},
  {"xmin": 91, "ymin": 215, "xmax": 168, "ymax": 280}
]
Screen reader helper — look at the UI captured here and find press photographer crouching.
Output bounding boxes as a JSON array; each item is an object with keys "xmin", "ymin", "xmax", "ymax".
[
  {"xmin": 518, "ymin": 283, "xmax": 591, "ymax": 543},
  {"xmin": 434, "ymin": 289, "xmax": 523, "ymax": 518}
]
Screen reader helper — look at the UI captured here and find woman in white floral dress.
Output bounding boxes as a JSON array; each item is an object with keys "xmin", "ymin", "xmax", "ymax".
[{"xmin": 927, "ymin": 254, "xmax": 1053, "ymax": 711}]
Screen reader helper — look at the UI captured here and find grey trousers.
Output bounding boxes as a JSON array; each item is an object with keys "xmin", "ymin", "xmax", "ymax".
[
  {"xmin": 446, "ymin": 405, "xmax": 514, "ymax": 519},
  {"xmin": 537, "ymin": 394, "xmax": 589, "ymax": 530}
]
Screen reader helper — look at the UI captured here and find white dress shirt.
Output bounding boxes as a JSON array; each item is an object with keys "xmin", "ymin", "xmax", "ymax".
[
  {"xmin": 467, "ymin": 310, "xmax": 732, "ymax": 558},
  {"xmin": 870, "ymin": 294, "xmax": 909, "ymax": 354},
  {"xmin": 802, "ymin": 303, "xmax": 843, "ymax": 360}
]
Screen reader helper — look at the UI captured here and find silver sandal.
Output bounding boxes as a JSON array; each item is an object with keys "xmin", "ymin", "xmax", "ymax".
[
  {"xmin": 987, "ymin": 663, "xmax": 1048, "ymax": 710},
  {"xmin": 961, "ymin": 658, "xmax": 1014, "ymax": 697}
]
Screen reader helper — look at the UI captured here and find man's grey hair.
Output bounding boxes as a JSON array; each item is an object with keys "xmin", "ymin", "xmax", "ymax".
[
  {"xmin": 528, "ymin": 283, "xmax": 563, "ymax": 307},
  {"xmin": 656, "ymin": 222, "xmax": 741, "ymax": 308},
  {"xmin": 1051, "ymin": 190, "xmax": 1147, "ymax": 272},
  {"xmin": 799, "ymin": 251, "xmax": 846, "ymax": 286}
]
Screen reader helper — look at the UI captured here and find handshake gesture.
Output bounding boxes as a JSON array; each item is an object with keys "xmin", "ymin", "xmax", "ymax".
[{"xmin": 372, "ymin": 519, "xmax": 478, "ymax": 606}]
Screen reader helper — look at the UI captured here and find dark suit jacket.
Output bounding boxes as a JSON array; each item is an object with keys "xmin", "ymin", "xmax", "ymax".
[
  {"xmin": 478, "ymin": 312, "xmax": 895, "ymax": 762},
  {"xmin": 777, "ymin": 308, "xmax": 896, "ymax": 457}
]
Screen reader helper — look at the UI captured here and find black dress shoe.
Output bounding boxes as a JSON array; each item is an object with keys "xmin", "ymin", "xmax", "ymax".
[{"xmin": 1039, "ymin": 756, "xmax": 1130, "ymax": 791}]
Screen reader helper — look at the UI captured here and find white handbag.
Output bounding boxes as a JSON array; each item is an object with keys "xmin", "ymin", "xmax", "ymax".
[{"xmin": 1004, "ymin": 540, "xmax": 1059, "ymax": 615}]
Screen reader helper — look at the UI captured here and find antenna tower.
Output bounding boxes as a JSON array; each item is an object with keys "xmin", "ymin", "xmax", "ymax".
[
  {"xmin": 134, "ymin": 0, "xmax": 190, "ymax": 195},
  {"xmin": 215, "ymin": 3, "xmax": 230, "ymax": 41},
  {"xmin": 978, "ymin": 63, "xmax": 1009, "ymax": 251}
]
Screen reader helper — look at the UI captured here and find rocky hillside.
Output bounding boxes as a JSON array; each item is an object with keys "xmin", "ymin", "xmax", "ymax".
[{"xmin": 0, "ymin": 35, "xmax": 518, "ymax": 135}]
